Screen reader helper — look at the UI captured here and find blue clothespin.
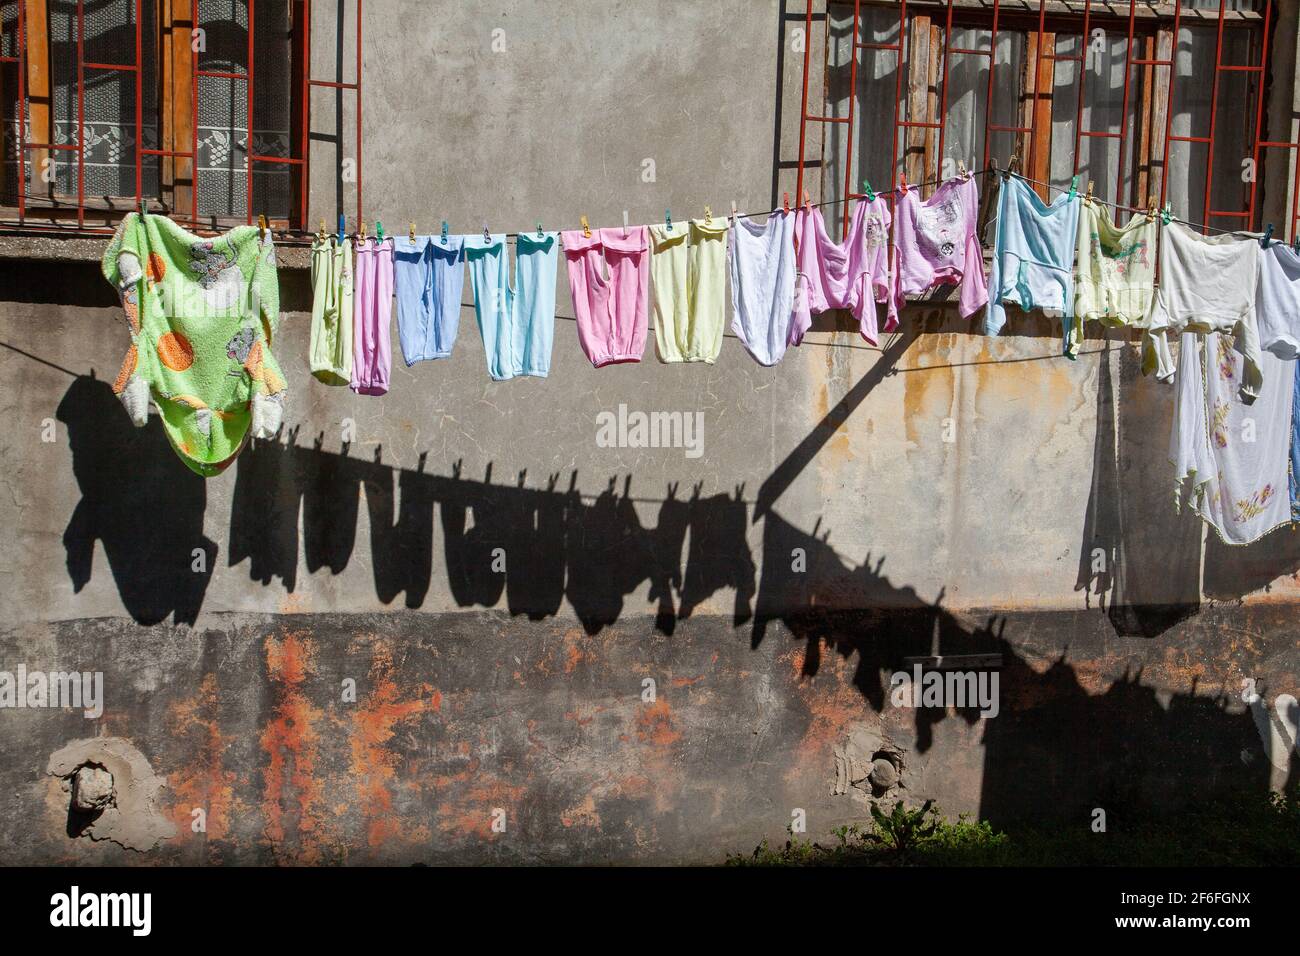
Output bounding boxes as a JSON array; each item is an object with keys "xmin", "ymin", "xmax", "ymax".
[
  {"xmin": 440, "ymin": 220, "xmax": 449, "ymax": 244},
  {"xmin": 1068, "ymin": 175, "xmax": 1078, "ymax": 200},
  {"xmin": 665, "ymin": 209, "xmax": 672, "ymax": 232},
  {"xmin": 337, "ymin": 214, "xmax": 345, "ymax": 241},
  {"xmin": 863, "ymin": 179, "xmax": 876, "ymax": 202},
  {"xmin": 1261, "ymin": 223, "xmax": 1274, "ymax": 248}
]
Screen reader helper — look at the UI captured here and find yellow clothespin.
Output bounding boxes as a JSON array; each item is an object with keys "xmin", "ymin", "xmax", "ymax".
[
  {"xmin": 958, "ymin": 159, "xmax": 969, "ymax": 180},
  {"xmin": 409, "ymin": 221, "xmax": 417, "ymax": 244},
  {"xmin": 317, "ymin": 218, "xmax": 326, "ymax": 241},
  {"xmin": 1147, "ymin": 194, "xmax": 1157, "ymax": 220},
  {"xmin": 359, "ymin": 219, "xmax": 367, "ymax": 240},
  {"xmin": 704, "ymin": 205, "xmax": 713, "ymax": 224},
  {"xmin": 258, "ymin": 213, "xmax": 268, "ymax": 239},
  {"xmin": 1085, "ymin": 180, "xmax": 1094, "ymax": 204},
  {"xmin": 581, "ymin": 215, "xmax": 591, "ymax": 238}
]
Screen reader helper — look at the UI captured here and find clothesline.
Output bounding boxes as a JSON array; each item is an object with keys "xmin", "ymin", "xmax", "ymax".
[{"xmin": 1007, "ymin": 170, "xmax": 1263, "ymax": 241}]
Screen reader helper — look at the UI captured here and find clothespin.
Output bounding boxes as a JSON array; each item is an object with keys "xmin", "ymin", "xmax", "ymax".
[
  {"xmin": 1292, "ymin": 232, "xmax": 1299, "ymax": 254},
  {"xmin": 957, "ymin": 160, "xmax": 969, "ymax": 180},
  {"xmin": 359, "ymin": 220, "xmax": 367, "ymax": 240},
  {"xmin": 581, "ymin": 215, "xmax": 591, "ymax": 238},
  {"xmin": 482, "ymin": 222, "xmax": 491, "ymax": 243},
  {"xmin": 537, "ymin": 221, "xmax": 544, "ymax": 237},
  {"xmin": 899, "ymin": 173, "xmax": 908, "ymax": 194},
  {"xmin": 622, "ymin": 210, "xmax": 629, "ymax": 237},
  {"xmin": 1068, "ymin": 175, "xmax": 1078, "ymax": 200},
  {"xmin": 408, "ymin": 221, "xmax": 417, "ymax": 244},
  {"xmin": 863, "ymin": 179, "xmax": 876, "ymax": 202},
  {"xmin": 1085, "ymin": 180, "xmax": 1094, "ymax": 204},
  {"xmin": 802, "ymin": 190, "xmax": 812, "ymax": 212},
  {"xmin": 1260, "ymin": 223, "xmax": 1274, "ymax": 248},
  {"xmin": 783, "ymin": 192, "xmax": 790, "ymax": 214},
  {"xmin": 337, "ymin": 214, "xmax": 346, "ymax": 242},
  {"xmin": 730, "ymin": 200, "xmax": 738, "ymax": 225},
  {"xmin": 317, "ymin": 218, "xmax": 327, "ymax": 241},
  {"xmin": 665, "ymin": 209, "xmax": 673, "ymax": 232},
  {"xmin": 704, "ymin": 205, "xmax": 713, "ymax": 224},
  {"xmin": 375, "ymin": 220, "xmax": 384, "ymax": 241},
  {"xmin": 258, "ymin": 214, "xmax": 268, "ymax": 240},
  {"xmin": 1161, "ymin": 203, "xmax": 1172, "ymax": 225},
  {"xmin": 440, "ymin": 220, "xmax": 449, "ymax": 244}
]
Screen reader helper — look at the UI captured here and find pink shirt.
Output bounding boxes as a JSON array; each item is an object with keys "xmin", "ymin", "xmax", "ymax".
[
  {"xmin": 893, "ymin": 175, "xmax": 988, "ymax": 319},
  {"xmin": 562, "ymin": 227, "xmax": 650, "ymax": 366},
  {"xmin": 793, "ymin": 198, "xmax": 898, "ymax": 345}
]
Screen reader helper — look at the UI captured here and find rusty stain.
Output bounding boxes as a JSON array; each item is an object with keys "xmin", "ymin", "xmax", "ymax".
[
  {"xmin": 166, "ymin": 672, "xmax": 242, "ymax": 845},
  {"xmin": 259, "ymin": 631, "xmax": 328, "ymax": 863},
  {"xmin": 349, "ymin": 640, "xmax": 438, "ymax": 849},
  {"xmin": 634, "ymin": 699, "xmax": 682, "ymax": 747}
]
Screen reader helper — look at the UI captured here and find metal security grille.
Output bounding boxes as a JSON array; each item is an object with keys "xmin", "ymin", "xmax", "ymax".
[
  {"xmin": 796, "ymin": 0, "xmax": 1289, "ymax": 239},
  {"xmin": 0, "ymin": 0, "xmax": 362, "ymax": 236}
]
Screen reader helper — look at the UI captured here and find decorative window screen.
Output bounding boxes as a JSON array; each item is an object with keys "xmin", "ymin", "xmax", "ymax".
[{"xmin": 0, "ymin": 0, "xmax": 361, "ymax": 234}]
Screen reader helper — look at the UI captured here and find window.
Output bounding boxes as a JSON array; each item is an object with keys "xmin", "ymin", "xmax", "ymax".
[
  {"xmin": 797, "ymin": 0, "xmax": 1285, "ymax": 240},
  {"xmin": 0, "ymin": 0, "xmax": 357, "ymax": 233}
]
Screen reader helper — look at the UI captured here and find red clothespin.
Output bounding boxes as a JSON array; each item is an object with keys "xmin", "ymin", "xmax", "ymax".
[
  {"xmin": 899, "ymin": 173, "xmax": 908, "ymax": 195},
  {"xmin": 802, "ymin": 189, "xmax": 812, "ymax": 212},
  {"xmin": 783, "ymin": 192, "xmax": 790, "ymax": 214}
]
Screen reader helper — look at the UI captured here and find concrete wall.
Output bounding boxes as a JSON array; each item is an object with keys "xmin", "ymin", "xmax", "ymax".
[{"xmin": 0, "ymin": 0, "xmax": 1297, "ymax": 865}]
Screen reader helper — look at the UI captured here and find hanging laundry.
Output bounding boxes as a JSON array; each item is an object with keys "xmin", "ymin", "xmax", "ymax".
[
  {"xmin": 729, "ymin": 210, "xmax": 798, "ymax": 366},
  {"xmin": 1171, "ymin": 331, "xmax": 1293, "ymax": 545},
  {"xmin": 1254, "ymin": 242, "xmax": 1300, "ymax": 360},
  {"xmin": 309, "ymin": 233, "xmax": 354, "ymax": 386},
  {"xmin": 351, "ymin": 235, "xmax": 395, "ymax": 396},
  {"xmin": 793, "ymin": 198, "xmax": 897, "ymax": 346},
  {"xmin": 895, "ymin": 174, "xmax": 988, "ymax": 321},
  {"xmin": 393, "ymin": 233, "xmax": 464, "ymax": 366},
  {"xmin": 985, "ymin": 175, "xmax": 1080, "ymax": 348},
  {"xmin": 648, "ymin": 217, "xmax": 729, "ymax": 363},
  {"xmin": 101, "ymin": 212, "xmax": 286, "ymax": 477},
  {"xmin": 465, "ymin": 231, "xmax": 559, "ymax": 380},
  {"xmin": 562, "ymin": 226, "xmax": 650, "ymax": 367},
  {"xmin": 1073, "ymin": 200, "xmax": 1156, "ymax": 358},
  {"xmin": 1291, "ymin": 361, "xmax": 1300, "ymax": 521},
  {"xmin": 1142, "ymin": 223, "xmax": 1261, "ymax": 402}
]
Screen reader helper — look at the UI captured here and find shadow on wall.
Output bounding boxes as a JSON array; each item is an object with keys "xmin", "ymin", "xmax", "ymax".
[{"xmin": 55, "ymin": 369, "xmax": 1300, "ymax": 828}]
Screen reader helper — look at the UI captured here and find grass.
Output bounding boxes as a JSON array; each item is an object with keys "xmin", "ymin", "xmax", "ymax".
[{"xmin": 726, "ymin": 786, "xmax": 1300, "ymax": 866}]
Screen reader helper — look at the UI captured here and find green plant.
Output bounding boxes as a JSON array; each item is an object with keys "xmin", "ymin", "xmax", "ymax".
[{"xmin": 864, "ymin": 799, "xmax": 938, "ymax": 860}]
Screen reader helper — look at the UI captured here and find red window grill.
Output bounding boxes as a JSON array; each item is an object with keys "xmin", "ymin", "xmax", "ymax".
[
  {"xmin": 794, "ymin": 0, "xmax": 1291, "ymax": 240},
  {"xmin": 0, "ymin": 0, "xmax": 362, "ymax": 236}
]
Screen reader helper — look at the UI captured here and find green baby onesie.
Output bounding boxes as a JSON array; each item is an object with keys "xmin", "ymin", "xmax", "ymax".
[{"xmin": 102, "ymin": 212, "xmax": 287, "ymax": 478}]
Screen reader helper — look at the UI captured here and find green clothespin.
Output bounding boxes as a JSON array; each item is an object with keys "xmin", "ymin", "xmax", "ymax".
[
  {"xmin": 863, "ymin": 179, "xmax": 876, "ymax": 202},
  {"xmin": 1161, "ymin": 203, "xmax": 1172, "ymax": 225},
  {"xmin": 375, "ymin": 220, "xmax": 384, "ymax": 241},
  {"xmin": 665, "ymin": 209, "xmax": 672, "ymax": 232},
  {"xmin": 1068, "ymin": 175, "xmax": 1078, "ymax": 200}
]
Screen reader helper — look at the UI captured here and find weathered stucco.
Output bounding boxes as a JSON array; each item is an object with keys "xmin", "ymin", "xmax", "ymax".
[{"xmin": 0, "ymin": 0, "xmax": 1298, "ymax": 865}]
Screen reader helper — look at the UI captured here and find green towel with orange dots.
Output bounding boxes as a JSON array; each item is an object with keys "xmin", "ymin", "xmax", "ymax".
[{"xmin": 101, "ymin": 212, "xmax": 287, "ymax": 477}]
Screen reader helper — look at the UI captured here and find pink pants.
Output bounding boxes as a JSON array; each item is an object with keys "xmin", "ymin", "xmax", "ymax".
[
  {"xmin": 562, "ymin": 227, "xmax": 649, "ymax": 367},
  {"xmin": 352, "ymin": 237, "xmax": 394, "ymax": 395}
]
